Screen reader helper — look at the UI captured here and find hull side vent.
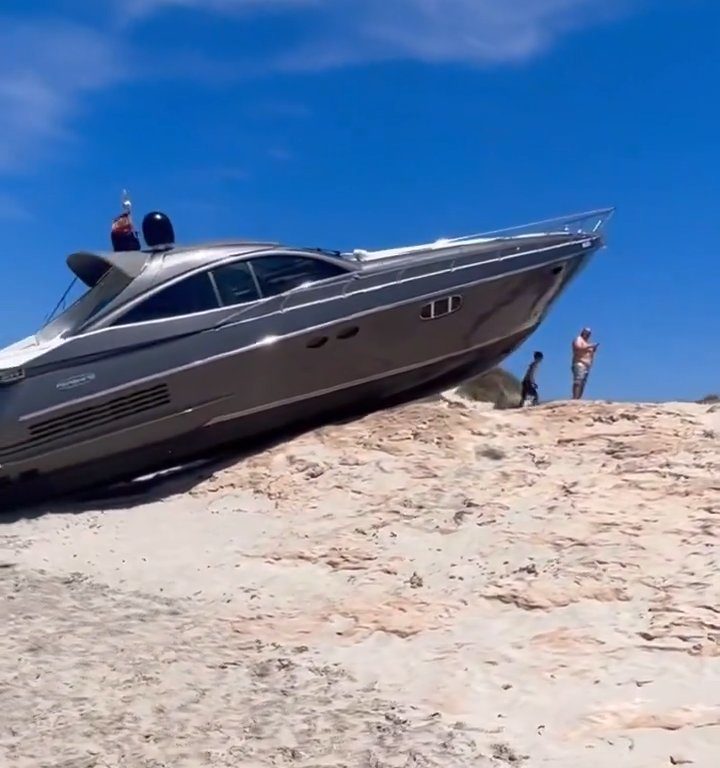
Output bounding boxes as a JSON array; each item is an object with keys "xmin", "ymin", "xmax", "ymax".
[{"xmin": 28, "ymin": 384, "xmax": 171, "ymax": 445}]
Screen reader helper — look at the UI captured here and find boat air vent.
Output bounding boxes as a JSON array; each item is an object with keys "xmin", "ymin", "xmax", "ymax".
[{"xmin": 28, "ymin": 384, "xmax": 171, "ymax": 445}]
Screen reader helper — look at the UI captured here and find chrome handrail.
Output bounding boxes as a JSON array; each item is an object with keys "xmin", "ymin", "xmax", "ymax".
[
  {"xmin": 443, "ymin": 207, "xmax": 615, "ymax": 244},
  {"xmin": 342, "ymin": 232, "xmax": 602, "ymax": 299}
]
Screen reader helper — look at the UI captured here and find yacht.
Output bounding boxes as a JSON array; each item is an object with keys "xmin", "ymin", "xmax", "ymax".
[{"xmin": 0, "ymin": 206, "xmax": 613, "ymax": 506}]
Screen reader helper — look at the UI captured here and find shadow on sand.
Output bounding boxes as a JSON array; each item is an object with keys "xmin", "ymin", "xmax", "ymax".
[
  {"xmin": 0, "ymin": 422, "xmax": 314, "ymax": 523},
  {"xmin": 0, "ymin": 391, "xmax": 444, "ymax": 523}
]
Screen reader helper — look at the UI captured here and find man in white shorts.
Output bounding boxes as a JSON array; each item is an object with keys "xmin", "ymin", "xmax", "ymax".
[{"xmin": 571, "ymin": 327, "xmax": 599, "ymax": 399}]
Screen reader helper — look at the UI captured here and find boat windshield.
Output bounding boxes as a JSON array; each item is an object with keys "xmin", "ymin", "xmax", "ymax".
[{"xmin": 37, "ymin": 267, "xmax": 133, "ymax": 342}]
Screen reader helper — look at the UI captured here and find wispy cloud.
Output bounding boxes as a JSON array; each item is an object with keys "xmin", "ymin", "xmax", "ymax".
[
  {"xmin": 0, "ymin": 19, "xmax": 126, "ymax": 173},
  {"xmin": 0, "ymin": 1, "xmax": 637, "ymax": 177},
  {"xmin": 124, "ymin": 0, "xmax": 637, "ymax": 68}
]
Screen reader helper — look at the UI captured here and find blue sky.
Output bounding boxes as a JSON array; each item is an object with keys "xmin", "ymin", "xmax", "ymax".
[{"xmin": 1, "ymin": 0, "xmax": 718, "ymax": 402}]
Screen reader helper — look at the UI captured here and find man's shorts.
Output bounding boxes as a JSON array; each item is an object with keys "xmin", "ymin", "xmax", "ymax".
[{"xmin": 572, "ymin": 362, "xmax": 589, "ymax": 384}]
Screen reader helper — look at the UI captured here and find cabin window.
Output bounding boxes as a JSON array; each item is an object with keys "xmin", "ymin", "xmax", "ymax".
[
  {"xmin": 113, "ymin": 272, "xmax": 219, "ymax": 324},
  {"xmin": 211, "ymin": 261, "xmax": 260, "ymax": 307},
  {"xmin": 249, "ymin": 255, "xmax": 347, "ymax": 298},
  {"xmin": 420, "ymin": 295, "xmax": 462, "ymax": 320}
]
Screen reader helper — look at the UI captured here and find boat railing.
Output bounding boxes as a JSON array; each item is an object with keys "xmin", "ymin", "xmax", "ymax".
[
  {"xmin": 219, "ymin": 207, "xmax": 614, "ymax": 322},
  {"xmin": 338, "ymin": 207, "xmax": 613, "ymax": 298},
  {"xmin": 442, "ymin": 206, "xmax": 615, "ymax": 244}
]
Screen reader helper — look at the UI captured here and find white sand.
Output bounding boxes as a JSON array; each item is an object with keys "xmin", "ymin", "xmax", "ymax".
[{"xmin": 1, "ymin": 397, "xmax": 719, "ymax": 767}]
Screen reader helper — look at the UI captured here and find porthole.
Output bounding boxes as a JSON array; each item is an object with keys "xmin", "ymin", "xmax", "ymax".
[{"xmin": 420, "ymin": 294, "xmax": 463, "ymax": 321}]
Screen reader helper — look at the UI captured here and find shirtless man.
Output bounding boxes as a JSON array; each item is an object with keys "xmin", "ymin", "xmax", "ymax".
[{"xmin": 571, "ymin": 327, "xmax": 599, "ymax": 399}]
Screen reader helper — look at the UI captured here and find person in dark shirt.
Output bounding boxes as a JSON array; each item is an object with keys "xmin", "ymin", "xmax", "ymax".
[
  {"xmin": 110, "ymin": 191, "xmax": 141, "ymax": 252},
  {"xmin": 111, "ymin": 211, "xmax": 141, "ymax": 252},
  {"xmin": 521, "ymin": 351, "xmax": 543, "ymax": 407}
]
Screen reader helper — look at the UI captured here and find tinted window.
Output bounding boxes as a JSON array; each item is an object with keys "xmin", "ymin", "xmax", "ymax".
[
  {"xmin": 114, "ymin": 272, "xmax": 218, "ymax": 325},
  {"xmin": 250, "ymin": 255, "xmax": 347, "ymax": 298},
  {"xmin": 212, "ymin": 261, "xmax": 260, "ymax": 307},
  {"xmin": 38, "ymin": 268, "xmax": 132, "ymax": 340}
]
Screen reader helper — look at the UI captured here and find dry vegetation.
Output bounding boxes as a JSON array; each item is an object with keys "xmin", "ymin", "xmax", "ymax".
[
  {"xmin": 698, "ymin": 393, "xmax": 720, "ymax": 404},
  {"xmin": 463, "ymin": 371, "xmax": 717, "ymax": 409},
  {"xmin": 457, "ymin": 366, "xmax": 522, "ymax": 409}
]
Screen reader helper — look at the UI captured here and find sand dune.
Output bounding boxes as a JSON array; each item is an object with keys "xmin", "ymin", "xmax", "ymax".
[{"xmin": 1, "ymin": 396, "xmax": 719, "ymax": 766}]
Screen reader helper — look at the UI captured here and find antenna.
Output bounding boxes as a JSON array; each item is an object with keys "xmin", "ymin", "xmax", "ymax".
[
  {"xmin": 111, "ymin": 187, "xmax": 142, "ymax": 252},
  {"xmin": 121, "ymin": 188, "xmax": 132, "ymax": 214},
  {"xmin": 43, "ymin": 277, "xmax": 78, "ymax": 325}
]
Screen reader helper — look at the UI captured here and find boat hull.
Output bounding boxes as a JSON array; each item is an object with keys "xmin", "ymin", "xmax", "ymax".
[{"xmin": 0, "ymin": 324, "xmax": 533, "ymax": 509}]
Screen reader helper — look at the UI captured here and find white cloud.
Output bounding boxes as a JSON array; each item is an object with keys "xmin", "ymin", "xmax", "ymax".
[
  {"xmin": 0, "ymin": 19, "xmax": 127, "ymax": 173},
  {"xmin": 124, "ymin": 0, "xmax": 636, "ymax": 68},
  {"xmin": 0, "ymin": 1, "xmax": 637, "ymax": 176}
]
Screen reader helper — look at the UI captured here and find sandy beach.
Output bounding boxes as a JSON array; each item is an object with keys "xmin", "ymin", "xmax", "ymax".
[{"xmin": 2, "ymin": 396, "xmax": 719, "ymax": 767}]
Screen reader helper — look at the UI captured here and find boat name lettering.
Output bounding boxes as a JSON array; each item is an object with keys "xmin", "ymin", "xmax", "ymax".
[{"xmin": 57, "ymin": 373, "xmax": 96, "ymax": 390}]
